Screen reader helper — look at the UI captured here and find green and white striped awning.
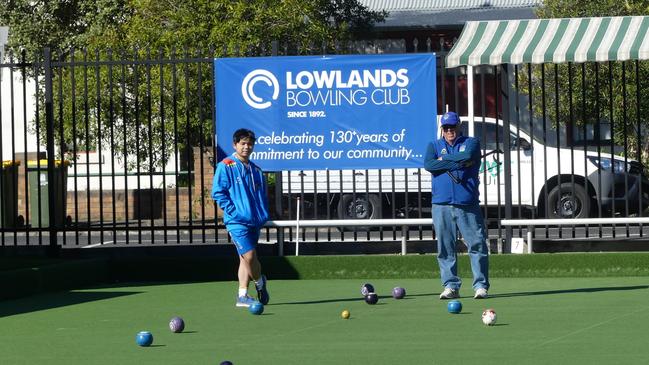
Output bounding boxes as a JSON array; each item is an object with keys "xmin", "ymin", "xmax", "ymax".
[{"xmin": 446, "ymin": 16, "xmax": 649, "ymax": 67}]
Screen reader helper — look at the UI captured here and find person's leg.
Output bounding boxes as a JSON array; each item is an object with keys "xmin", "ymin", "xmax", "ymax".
[
  {"xmin": 455, "ymin": 204, "xmax": 489, "ymax": 291},
  {"xmin": 239, "ymin": 249, "xmax": 260, "ymax": 289},
  {"xmin": 241, "ymin": 248, "xmax": 262, "ymax": 281},
  {"xmin": 246, "ymin": 228, "xmax": 269, "ymax": 304},
  {"xmin": 432, "ymin": 204, "xmax": 461, "ymax": 291},
  {"xmin": 235, "ymin": 228, "xmax": 269, "ymax": 304},
  {"xmin": 237, "ymin": 254, "xmax": 250, "ymax": 292},
  {"xmin": 230, "ymin": 229, "xmax": 259, "ymax": 307}
]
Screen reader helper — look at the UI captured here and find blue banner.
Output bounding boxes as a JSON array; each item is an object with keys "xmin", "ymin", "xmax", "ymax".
[{"xmin": 215, "ymin": 54, "xmax": 436, "ymax": 171}]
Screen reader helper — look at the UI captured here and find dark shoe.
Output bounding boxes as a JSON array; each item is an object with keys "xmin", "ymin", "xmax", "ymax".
[{"xmin": 256, "ymin": 275, "xmax": 270, "ymax": 305}]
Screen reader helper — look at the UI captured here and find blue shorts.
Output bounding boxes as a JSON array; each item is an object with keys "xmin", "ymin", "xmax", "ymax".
[{"xmin": 228, "ymin": 228, "xmax": 260, "ymax": 255}]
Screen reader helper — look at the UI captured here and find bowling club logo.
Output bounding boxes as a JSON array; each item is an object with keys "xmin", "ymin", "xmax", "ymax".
[{"xmin": 241, "ymin": 69, "xmax": 279, "ymax": 109}]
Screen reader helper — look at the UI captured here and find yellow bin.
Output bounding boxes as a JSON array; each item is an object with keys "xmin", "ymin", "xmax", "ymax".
[{"xmin": 1, "ymin": 160, "xmax": 21, "ymax": 228}]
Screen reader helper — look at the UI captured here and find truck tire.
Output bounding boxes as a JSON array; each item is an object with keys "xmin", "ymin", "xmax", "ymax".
[
  {"xmin": 337, "ymin": 194, "xmax": 382, "ymax": 221},
  {"xmin": 546, "ymin": 183, "xmax": 591, "ymax": 219}
]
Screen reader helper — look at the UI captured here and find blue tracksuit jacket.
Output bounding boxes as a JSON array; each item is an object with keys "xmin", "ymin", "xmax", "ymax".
[
  {"xmin": 211, "ymin": 154, "xmax": 270, "ymax": 230},
  {"xmin": 424, "ymin": 135, "xmax": 481, "ymax": 205}
]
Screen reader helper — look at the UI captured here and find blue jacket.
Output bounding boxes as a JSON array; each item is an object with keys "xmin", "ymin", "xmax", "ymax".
[
  {"xmin": 211, "ymin": 154, "xmax": 270, "ymax": 229},
  {"xmin": 424, "ymin": 135, "xmax": 481, "ymax": 205}
]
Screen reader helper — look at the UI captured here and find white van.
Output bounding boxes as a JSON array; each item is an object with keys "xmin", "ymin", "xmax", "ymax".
[{"xmin": 280, "ymin": 117, "xmax": 649, "ymax": 221}]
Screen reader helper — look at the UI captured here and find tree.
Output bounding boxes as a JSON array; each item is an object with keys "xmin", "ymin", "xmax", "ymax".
[
  {"xmin": 525, "ymin": 0, "xmax": 649, "ymax": 165},
  {"xmin": 0, "ymin": 0, "xmax": 131, "ymax": 62},
  {"xmin": 1, "ymin": 0, "xmax": 387, "ymax": 172},
  {"xmin": 536, "ymin": 0, "xmax": 649, "ymax": 18},
  {"xmin": 95, "ymin": 0, "xmax": 386, "ymax": 53}
]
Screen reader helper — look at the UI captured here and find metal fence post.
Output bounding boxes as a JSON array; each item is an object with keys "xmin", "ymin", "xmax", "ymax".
[
  {"xmin": 401, "ymin": 225, "xmax": 407, "ymax": 255},
  {"xmin": 500, "ymin": 64, "xmax": 514, "ymax": 253},
  {"xmin": 43, "ymin": 48, "xmax": 59, "ymax": 256},
  {"xmin": 270, "ymin": 40, "xmax": 285, "ymax": 256}
]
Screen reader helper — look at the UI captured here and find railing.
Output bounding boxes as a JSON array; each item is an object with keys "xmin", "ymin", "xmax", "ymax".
[
  {"xmin": 266, "ymin": 218, "xmax": 432, "ymax": 256},
  {"xmin": 501, "ymin": 217, "xmax": 649, "ymax": 253},
  {"xmin": 267, "ymin": 216, "xmax": 649, "ymax": 257}
]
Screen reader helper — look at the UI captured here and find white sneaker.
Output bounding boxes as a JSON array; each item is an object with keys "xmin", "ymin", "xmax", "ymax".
[
  {"xmin": 439, "ymin": 287, "xmax": 460, "ymax": 299},
  {"xmin": 474, "ymin": 288, "xmax": 488, "ymax": 299}
]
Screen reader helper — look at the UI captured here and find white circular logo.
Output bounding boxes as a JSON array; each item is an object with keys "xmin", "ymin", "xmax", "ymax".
[{"xmin": 241, "ymin": 69, "xmax": 279, "ymax": 109}]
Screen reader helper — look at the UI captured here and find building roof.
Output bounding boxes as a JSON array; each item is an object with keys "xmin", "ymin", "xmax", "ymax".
[{"xmin": 359, "ymin": 0, "xmax": 542, "ymax": 29}]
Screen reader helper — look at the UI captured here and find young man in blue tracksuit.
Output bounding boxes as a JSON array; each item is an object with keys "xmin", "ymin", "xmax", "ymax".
[
  {"xmin": 212, "ymin": 128, "xmax": 270, "ymax": 308},
  {"xmin": 424, "ymin": 112, "xmax": 490, "ymax": 300}
]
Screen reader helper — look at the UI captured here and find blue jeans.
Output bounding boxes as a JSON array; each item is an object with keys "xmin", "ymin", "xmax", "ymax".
[{"xmin": 432, "ymin": 203, "xmax": 489, "ymax": 291}]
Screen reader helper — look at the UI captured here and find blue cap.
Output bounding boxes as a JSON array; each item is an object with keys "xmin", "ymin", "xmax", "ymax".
[{"xmin": 441, "ymin": 112, "xmax": 460, "ymax": 126}]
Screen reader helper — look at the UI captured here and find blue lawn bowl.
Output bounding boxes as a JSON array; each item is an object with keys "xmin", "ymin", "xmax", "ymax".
[
  {"xmin": 447, "ymin": 300, "xmax": 462, "ymax": 314},
  {"xmin": 135, "ymin": 331, "xmax": 153, "ymax": 347},
  {"xmin": 249, "ymin": 302, "xmax": 264, "ymax": 315}
]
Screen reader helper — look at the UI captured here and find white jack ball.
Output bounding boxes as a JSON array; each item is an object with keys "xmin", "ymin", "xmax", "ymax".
[{"xmin": 481, "ymin": 309, "xmax": 497, "ymax": 326}]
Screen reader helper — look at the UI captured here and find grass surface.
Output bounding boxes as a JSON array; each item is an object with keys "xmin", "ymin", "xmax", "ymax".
[
  {"xmin": 4, "ymin": 252, "xmax": 649, "ymax": 301},
  {"xmin": 275, "ymin": 252, "xmax": 649, "ymax": 278},
  {"xmin": 2, "ymin": 277, "xmax": 649, "ymax": 364},
  {"xmin": 110, "ymin": 252, "xmax": 649, "ymax": 282}
]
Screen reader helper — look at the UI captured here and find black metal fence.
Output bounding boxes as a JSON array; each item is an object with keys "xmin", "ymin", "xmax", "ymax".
[{"xmin": 1, "ymin": 38, "xmax": 648, "ymax": 252}]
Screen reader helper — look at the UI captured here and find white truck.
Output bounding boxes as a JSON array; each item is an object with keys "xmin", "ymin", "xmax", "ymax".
[{"xmin": 281, "ymin": 117, "xmax": 649, "ymax": 221}]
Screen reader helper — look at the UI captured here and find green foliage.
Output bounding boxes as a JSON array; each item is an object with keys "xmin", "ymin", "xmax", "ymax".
[
  {"xmin": 528, "ymin": 1, "xmax": 649, "ymax": 164},
  {"xmin": 517, "ymin": 62, "xmax": 649, "ymax": 162},
  {"xmin": 104, "ymin": 0, "xmax": 386, "ymax": 53},
  {"xmin": 1, "ymin": 0, "xmax": 387, "ymax": 170},
  {"xmin": 47, "ymin": 48, "xmax": 214, "ymax": 171},
  {"xmin": 537, "ymin": 0, "xmax": 649, "ymax": 18},
  {"xmin": 0, "ymin": 0, "xmax": 131, "ymax": 62}
]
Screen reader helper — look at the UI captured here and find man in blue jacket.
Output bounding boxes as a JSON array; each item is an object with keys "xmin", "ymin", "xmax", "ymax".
[
  {"xmin": 212, "ymin": 128, "xmax": 271, "ymax": 308},
  {"xmin": 424, "ymin": 112, "xmax": 489, "ymax": 300}
]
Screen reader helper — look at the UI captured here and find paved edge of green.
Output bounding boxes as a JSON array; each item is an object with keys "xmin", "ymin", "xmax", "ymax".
[{"xmin": 3, "ymin": 252, "xmax": 649, "ymax": 301}]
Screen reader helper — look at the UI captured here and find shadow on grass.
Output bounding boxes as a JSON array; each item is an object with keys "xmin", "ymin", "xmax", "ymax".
[
  {"xmin": 276, "ymin": 286, "xmax": 649, "ymax": 305},
  {"xmin": 0, "ymin": 290, "xmax": 141, "ymax": 317},
  {"xmin": 490, "ymin": 285, "xmax": 649, "ymax": 299},
  {"xmin": 273, "ymin": 297, "xmax": 360, "ymax": 305},
  {"xmin": 275, "ymin": 293, "xmax": 437, "ymax": 305}
]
